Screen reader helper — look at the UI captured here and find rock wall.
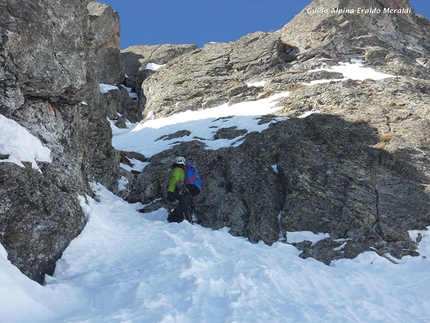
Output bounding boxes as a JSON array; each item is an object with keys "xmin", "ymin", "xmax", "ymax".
[
  {"xmin": 87, "ymin": 1, "xmax": 125, "ymax": 84},
  {"xmin": 141, "ymin": 32, "xmax": 290, "ymax": 119},
  {"xmin": 280, "ymin": 0, "xmax": 430, "ymax": 78},
  {"xmin": 121, "ymin": 44, "xmax": 198, "ymax": 120},
  {"xmin": 131, "ymin": 0, "xmax": 430, "ymax": 264},
  {"xmin": 0, "ymin": 0, "xmax": 121, "ymax": 283}
]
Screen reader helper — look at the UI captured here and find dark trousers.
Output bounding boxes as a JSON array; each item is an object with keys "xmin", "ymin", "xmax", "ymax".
[{"xmin": 167, "ymin": 192, "xmax": 192, "ymax": 223}]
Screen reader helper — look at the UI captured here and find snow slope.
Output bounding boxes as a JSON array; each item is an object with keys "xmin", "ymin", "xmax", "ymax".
[
  {"xmin": 111, "ymin": 92, "xmax": 289, "ymax": 158},
  {"xmin": 2, "ymin": 184, "xmax": 430, "ymax": 323},
  {"xmin": 1, "ymin": 62, "xmax": 430, "ymax": 322}
]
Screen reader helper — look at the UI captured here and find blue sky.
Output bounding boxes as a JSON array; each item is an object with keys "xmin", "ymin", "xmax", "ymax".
[{"xmin": 100, "ymin": 0, "xmax": 430, "ymax": 49}]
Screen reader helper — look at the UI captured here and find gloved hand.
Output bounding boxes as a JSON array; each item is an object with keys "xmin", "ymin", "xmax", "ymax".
[{"xmin": 167, "ymin": 191, "xmax": 175, "ymax": 202}]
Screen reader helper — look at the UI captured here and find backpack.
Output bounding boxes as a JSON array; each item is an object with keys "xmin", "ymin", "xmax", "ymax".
[{"xmin": 184, "ymin": 163, "xmax": 202, "ymax": 196}]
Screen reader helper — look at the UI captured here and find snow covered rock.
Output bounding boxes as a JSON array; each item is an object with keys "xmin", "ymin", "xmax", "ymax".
[
  {"xmin": 140, "ymin": 31, "xmax": 289, "ymax": 118},
  {"xmin": 280, "ymin": 0, "xmax": 430, "ymax": 78},
  {"xmin": 127, "ymin": 0, "xmax": 430, "ymax": 264},
  {"xmin": 0, "ymin": 0, "xmax": 122, "ymax": 284},
  {"xmin": 121, "ymin": 44, "xmax": 198, "ymax": 119},
  {"xmin": 121, "ymin": 44, "xmax": 198, "ymax": 88}
]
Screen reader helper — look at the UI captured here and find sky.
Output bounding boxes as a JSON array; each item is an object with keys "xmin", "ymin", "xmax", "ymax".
[
  {"xmin": 100, "ymin": 0, "xmax": 430, "ymax": 49},
  {"xmin": 2, "ymin": 62, "xmax": 430, "ymax": 322}
]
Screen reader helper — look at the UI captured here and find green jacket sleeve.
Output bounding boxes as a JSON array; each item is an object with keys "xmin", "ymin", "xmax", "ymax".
[{"xmin": 167, "ymin": 167, "xmax": 185, "ymax": 193}]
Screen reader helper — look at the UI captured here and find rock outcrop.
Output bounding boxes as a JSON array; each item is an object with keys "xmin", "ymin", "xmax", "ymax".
[
  {"xmin": 141, "ymin": 32, "xmax": 290, "ymax": 119},
  {"xmin": 131, "ymin": 0, "xmax": 430, "ymax": 264},
  {"xmin": 280, "ymin": 0, "xmax": 430, "ymax": 78},
  {"xmin": 0, "ymin": 0, "xmax": 122, "ymax": 283},
  {"xmin": 87, "ymin": 2, "xmax": 125, "ymax": 84},
  {"xmin": 121, "ymin": 44, "xmax": 198, "ymax": 119},
  {"xmin": 87, "ymin": 2, "xmax": 140, "ymax": 125}
]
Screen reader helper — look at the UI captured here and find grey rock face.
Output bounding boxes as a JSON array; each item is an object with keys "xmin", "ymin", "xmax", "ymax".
[
  {"xmin": 121, "ymin": 44, "xmax": 198, "ymax": 119},
  {"xmin": 0, "ymin": 1, "xmax": 89, "ymax": 103},
  {"xmin": 121, "ymin": 44, "xmax": 198, "ymax": 88},
  {"xmin": 87, "ymin": 2, "xmax": 125, "ymax": 84},
  {"xmin": 0, "ymin": 162, "xmax": 86, "ymax": 282},
  {"xmin": 99, "ymin": 85, "xmax": 140, "ymax": 125},
  {"xmin": 141, "ymin": 31, "xmax": 289, "ymax": 119},
  {"xmin": 280, "ymin": 0, "xmax": 430, "ymax": 78},
  {"xmin": 87, "ymin": 2, "xmax": 139, "ymax": 125},
  {"xmin": 0, "ymin": 0, "xmax": 121, "ymax": 283},
  {"xmin": 130, "ymin": 0, "xmax": 430, "ymax": 264}
]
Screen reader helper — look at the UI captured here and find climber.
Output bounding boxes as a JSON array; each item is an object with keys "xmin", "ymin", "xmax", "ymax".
[{"xmin": 166, "ymin": 156, "xmax": 194, "ymax": 223}]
